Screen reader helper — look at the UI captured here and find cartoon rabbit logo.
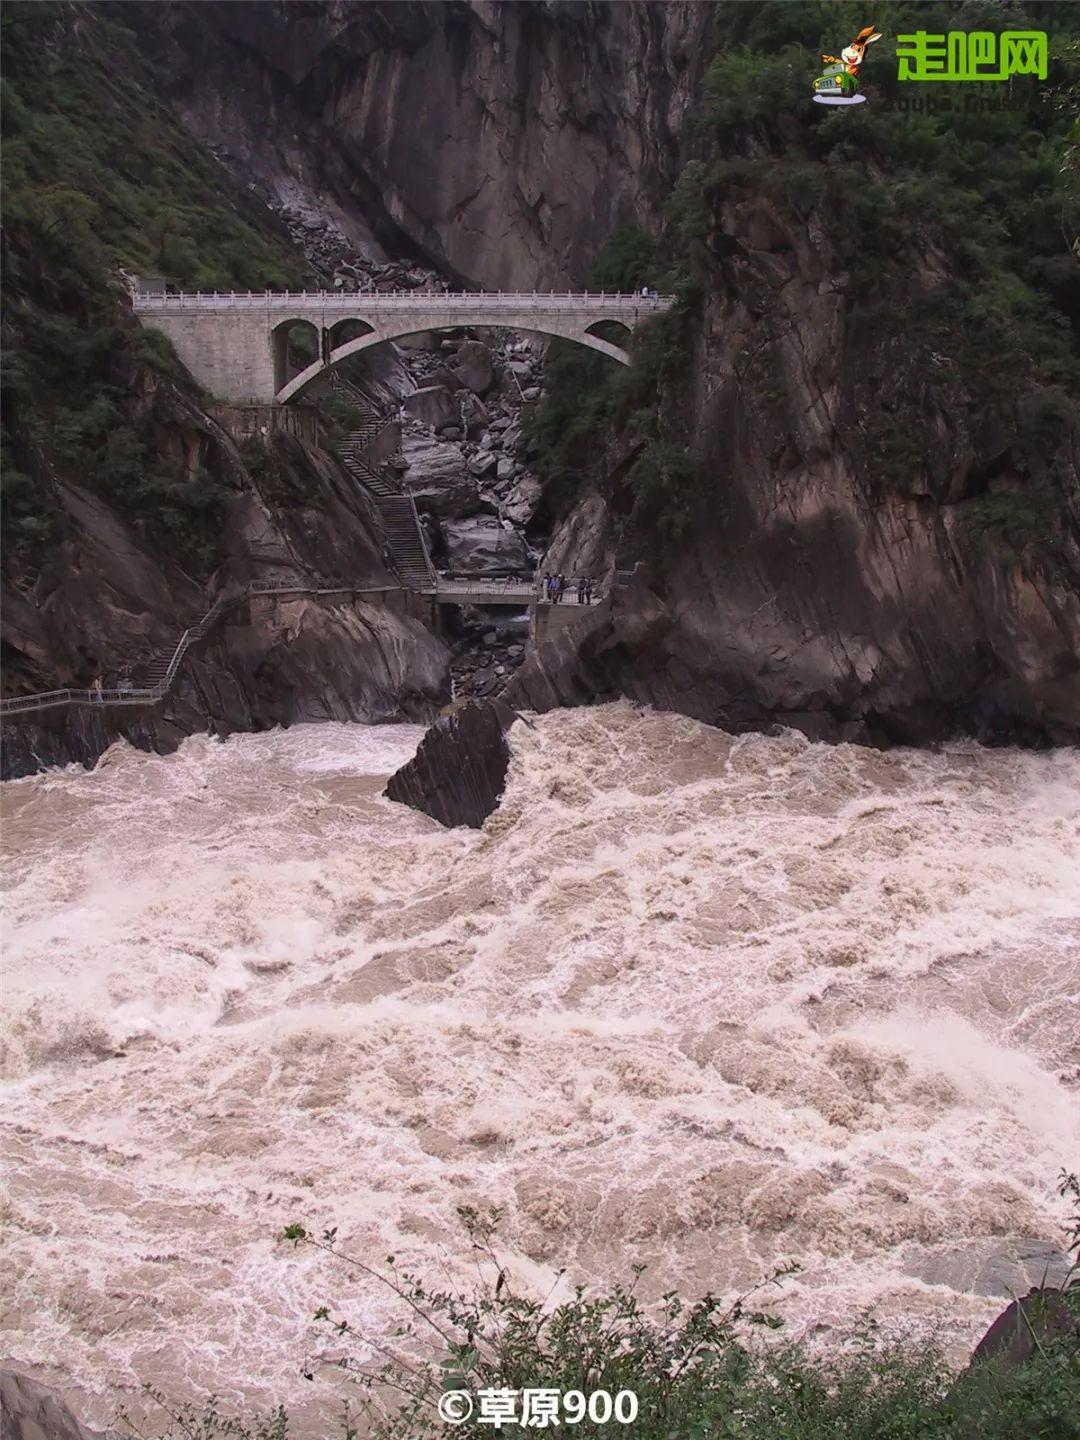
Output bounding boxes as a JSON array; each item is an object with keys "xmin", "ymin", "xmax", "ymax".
[{"xmin": 813, "ymin": 24, "xmax": 883, "ymax": 105}]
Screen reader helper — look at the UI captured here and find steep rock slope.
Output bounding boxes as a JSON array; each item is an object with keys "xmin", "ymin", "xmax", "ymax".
[
  {"xmin": 124, "ymin": 0, "xmax": 711, "ymax": 287},
  {"xmin": 1, "ymin": 4, "xmax": 450, "ymax": 777},
  {"xmin": 508, "ymin": 17, "xmax": 1080, "ymax": 749},
  {"xmin": 512, "ymin": 202, "xmax": 1080, "ymax": 744}
]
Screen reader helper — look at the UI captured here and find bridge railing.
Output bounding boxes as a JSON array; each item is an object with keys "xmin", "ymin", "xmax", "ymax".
[{"xmin": 133, "ymin": 290, "xmax": 673, "ymax": 312}]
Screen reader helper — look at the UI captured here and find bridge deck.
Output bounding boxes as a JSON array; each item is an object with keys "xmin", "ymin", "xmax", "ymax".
[
  {"xmin": 428, "ymin": 580, "xmax": 601, "ymax": 607},
  {"xmin": 133, "ymin": 289, "xmax": 672, "ymax": 316}
]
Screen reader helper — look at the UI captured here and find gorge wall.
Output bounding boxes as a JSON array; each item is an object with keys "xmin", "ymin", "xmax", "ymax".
[
  {"xmin": 136, "ymin": 0, "xmax": 1080, "ymax": 756},
  {"xmin": 505, "ymin": 203, "xmax": 1080, "ymax": 748},
  {"xmin": 125, "ymin": 0, "xmax": 710, "ymax": 288},
  {"xmin": 3, "ymin": 1, "xmax": 1077, "ymax": 785}
]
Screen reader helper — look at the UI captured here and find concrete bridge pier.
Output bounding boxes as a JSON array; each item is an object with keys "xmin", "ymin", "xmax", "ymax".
[
  {"xmin": 530, "ymin": 597, "xmax": 607, "ymax": 649},
  {"xmin": 148, "ymin": 309, "xmax": 279, "ymax": 403}
]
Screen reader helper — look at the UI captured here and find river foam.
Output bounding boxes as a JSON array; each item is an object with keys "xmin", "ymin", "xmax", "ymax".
[{"xmin": 2, "ymin": 705, "xmax": 1078, "ymax": 1428}]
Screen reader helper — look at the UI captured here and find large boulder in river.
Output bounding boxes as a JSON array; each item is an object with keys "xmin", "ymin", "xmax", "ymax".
[
  {"xmin": 0, "ymin": 1370, "xmax": 104, "ymax": 1440},
  {"xmin": 385, "ymin": 700, "xmax": 512, "ymax": 828},
  {"xmin": 442, "ymin": 517, "xmax": 530, "ymax": 575},
  {"xmin": 401, "ymin": 434, "xmax": 480, "ymax": 517},
  {"xmin": 469, "ymin": 451, "xmax": 499, "ymax": 480},
  {"xmin": 452, "ymin": 340, "xmax": 494, "ymax": 395},
  {"xmin": 403, "ymin": 385, "xmax": 460, "ymax": 432}
]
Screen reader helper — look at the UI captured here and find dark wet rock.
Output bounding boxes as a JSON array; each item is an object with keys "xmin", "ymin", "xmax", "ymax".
[
  {"xmin": 452, "ymin": 340, "xmax": 494, "ymax": 396},
  {"xmin": 968, "ymin": 1287, "xmax": 1078, "ymax": 1371},
  {"xmin": 0, "ymin": 1370, "xmax": 106, "ymax": 1440},
  {"xmin": 385, "ymin": 699, "xmax": 513, "ymax": 829},
  {"xmin": 442, "ymin": 518, "xmax": 530, "ymax": 576}
]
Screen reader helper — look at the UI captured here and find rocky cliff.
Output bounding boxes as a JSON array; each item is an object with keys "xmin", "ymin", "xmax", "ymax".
[
  {"xmin": 4, "ymin": 1, "xmax": 1077, "ymax": 789},
  {"xmin": 125, "ymin": 0, "xmax": 711, "ymax": 289},
  {"xmin": 1, "ymin": 332, "xmax": 448, "ymax": 779},
  {"xmin": 508, "ymin": 195, "xmax": 1080, "ymax": 747}
]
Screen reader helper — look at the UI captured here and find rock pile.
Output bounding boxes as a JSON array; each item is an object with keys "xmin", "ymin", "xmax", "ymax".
[{"xmin": 389, "ymin": 331, "xmax": 547, "ymax": 702}]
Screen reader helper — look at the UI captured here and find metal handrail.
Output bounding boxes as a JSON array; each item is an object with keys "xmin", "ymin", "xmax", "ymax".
[{"xmin": 0, "ymin": 579, "xmax": 405, "ymax": 717}]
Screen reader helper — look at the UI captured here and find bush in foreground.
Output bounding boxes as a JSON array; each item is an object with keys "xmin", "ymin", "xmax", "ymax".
[{"xmin": 128, "ymin": 1177, "xmax": 1080, "ymax": 1440}]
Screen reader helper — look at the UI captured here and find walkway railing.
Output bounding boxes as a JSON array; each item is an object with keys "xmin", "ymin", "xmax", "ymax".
[
  {"xmin": 0, "ymin": 579, "xmax": 408, "ymax": 717},
  {"xmin": 0, "ymin": 571, "xmax": 611, "ymax": 715}
]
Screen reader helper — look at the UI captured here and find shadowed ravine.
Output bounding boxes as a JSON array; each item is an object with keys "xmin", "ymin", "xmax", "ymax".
[{"xmin": 2, "ymin": 705, "xmax": 1077, "ymax": 1432}]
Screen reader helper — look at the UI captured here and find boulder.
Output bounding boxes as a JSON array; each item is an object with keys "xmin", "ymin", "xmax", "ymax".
[
  {"xmin": 507, "ymin": 360, "xmax": 533, "ymax": 381},
  {"xmin": 403, "ymin": 385, "xmax": 461, "ymax": 432},
  {"xmin": 425, "ymin": 365, "xmax": 464, "ymax": 392},
  {"xmin": 452, "ymin": 340, "xmax": 494, "ymax": 395},
  {"xmin": 501, "ymin": 471, "xmax": 542, "ymax": 525},
  {"xmin": 442, "ymin": 517, "xmax": 530, "ymax": 575},
  {"xmin": 522, "ymin": 386, "xmax": 542, "ymax": 401},
  {"xmin": 401, "ymin": 434, "xmax": 480, "ymax": 517},
  {"xmin": 496, "ymin": 456, "xmax": 516, "ymax": 482},
  {"xmin": 385, "ymin": 700, "xmax": 512, "ymax": 829},
  {"xmin": 469, "ymin": 451, "xmax": 499, "ymax": 479},
  {"xmin": 969, "ymin": 1287, "xmax": 1077, "ymax": 1371},
  {"xmin": 0, "ymin": 1371, "xmax": 104, "ymax": 1440}
]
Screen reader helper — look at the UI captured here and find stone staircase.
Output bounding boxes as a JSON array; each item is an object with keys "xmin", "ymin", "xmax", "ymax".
[{"xmin": 330, "ymin": 373, "xmax": 437, "ymax": 590}]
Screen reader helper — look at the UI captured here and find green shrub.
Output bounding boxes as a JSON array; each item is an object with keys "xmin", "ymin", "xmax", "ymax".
[{"xmin": 122, "ymin": 1174, "xmax": 1080, "ymax": 1440}]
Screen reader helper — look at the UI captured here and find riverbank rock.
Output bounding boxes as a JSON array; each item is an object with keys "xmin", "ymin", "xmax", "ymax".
[
  {"xmin": 385, "ymin": 700, "xmax": 512, "ymax": 828},
  {"xmin": 402, "ymin": 385, "xmax": 459, "ymax": 431},
  {"xmin": 452, "ymin": 340, "xmax": 494, "ymax": 396},
  {"xmin": 442, "ymin": 518, "xmax": 530, "ymax": 575},
  {"xmin": 968, "ymin": 1287, "xmax": 1078, "ymax": 1371},
  {"xmin": 0, "ymin": 1370, "xmax": 107, "ymax": 1440}
]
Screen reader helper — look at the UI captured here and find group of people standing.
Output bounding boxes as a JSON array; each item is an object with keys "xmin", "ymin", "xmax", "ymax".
[{"xmin": 542, "ymin": 574, "xmax": 597, "ymax": 605}]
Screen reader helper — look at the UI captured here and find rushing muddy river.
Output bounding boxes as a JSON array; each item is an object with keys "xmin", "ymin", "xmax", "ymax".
[{"xmin": 2, "ymin": 705, "xmax": 1078, "ymax": 1429}]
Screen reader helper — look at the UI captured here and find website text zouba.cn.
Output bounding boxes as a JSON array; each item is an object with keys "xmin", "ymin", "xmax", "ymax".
[
  {"xmin": 437, "ymin": 1387, "xmax": 639, "ymax": 1427},
  {"xmin": 880, "ymin": 90, "xmax": 1049, "ymax": 113}
]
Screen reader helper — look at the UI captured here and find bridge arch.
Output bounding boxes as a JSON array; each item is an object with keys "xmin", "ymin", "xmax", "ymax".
[
  {"xmin": 271, "ymin": 317, "xmax": 321, "ymax": 394},
  {"xmin": 275, "ymin": 320, "xmax": 631, "ymax": 404}
]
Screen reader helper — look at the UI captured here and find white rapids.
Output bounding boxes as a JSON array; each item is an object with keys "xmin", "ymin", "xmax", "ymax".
[{"xmin": 2, "ymin": 703, "xmax": 1078, "ymax": 1429}]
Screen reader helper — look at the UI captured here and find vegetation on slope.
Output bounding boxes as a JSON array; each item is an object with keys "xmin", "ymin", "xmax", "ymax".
[{"xmin": 0, "ymin": 1, "xmax": 311, "ymax": 574}]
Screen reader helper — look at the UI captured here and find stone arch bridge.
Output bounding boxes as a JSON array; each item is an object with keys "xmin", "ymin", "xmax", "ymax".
[{"xmin": 132, "ymin": 289, "xmax": 672, "ymax": 404}]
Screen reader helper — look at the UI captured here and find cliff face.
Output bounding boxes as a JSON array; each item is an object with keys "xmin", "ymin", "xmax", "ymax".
[
  {"xmin": 2, "ymin": 365, "xmax": 449, "ymax": 780},
  {"xmin": 126, "ymin": 0, "xmax": 711, "ymax": 287},
  {"xmin": 5, "ymin": 1, "xmax": 1077, "ymax": 789},
  {"xmin": 509, "ymin": 196, "xmax": 1080, "ymax": 746}
]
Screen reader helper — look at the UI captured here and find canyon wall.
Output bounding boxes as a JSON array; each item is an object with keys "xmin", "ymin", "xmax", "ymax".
[{"xmin": 126, "ymin": 0, "xmax": 711, "ymax": 286}]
